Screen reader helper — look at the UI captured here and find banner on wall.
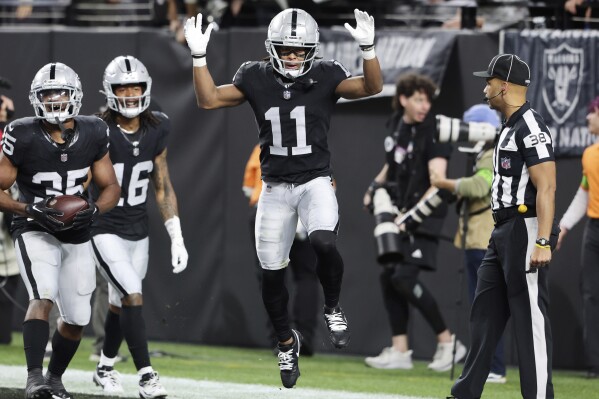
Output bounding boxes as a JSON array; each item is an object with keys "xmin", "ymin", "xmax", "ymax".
[
  {"xmin": 319, "ymin": 29, "xmax": 459, "ymax": 98},
  {"xmin": 502, "ymin": 30, "xmax": 599, "ymax": 157}
]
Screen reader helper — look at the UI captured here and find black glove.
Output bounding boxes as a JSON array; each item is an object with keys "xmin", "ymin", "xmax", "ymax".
[
  {"xmin": 25, "ymin": 197, "xmax": 64, "ymax": 232},
  {"xmin": 72, "ymin": 195, "xmax": 99, "ymax": 230}
]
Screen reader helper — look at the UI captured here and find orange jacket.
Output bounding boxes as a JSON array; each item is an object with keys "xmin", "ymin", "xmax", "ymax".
[{"xmin": 242, "ymin": 145, "xmax": 262, "ymax": 207}]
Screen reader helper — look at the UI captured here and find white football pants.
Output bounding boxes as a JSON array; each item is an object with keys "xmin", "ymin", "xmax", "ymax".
[
  {"xmin": 91, "ymin": 234, "xmax": 149, "ymax": 307},
  {"xmin": 255, "ymin": 176, "xmax": 338, "ymax": 270},
  {"xmin": 15, "ymin": 231, "xmax": 96, "ymax": 326}
]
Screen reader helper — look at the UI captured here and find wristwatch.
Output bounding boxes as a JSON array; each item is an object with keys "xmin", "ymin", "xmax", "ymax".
[{"xmin": 536, "ymin": 237, "xmax": 550, "ymax": 247}]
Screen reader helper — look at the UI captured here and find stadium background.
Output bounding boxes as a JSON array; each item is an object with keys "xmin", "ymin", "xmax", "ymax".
[{"xmin": 0, "ymin": 27, "xmax": 587, "ymax": 369}]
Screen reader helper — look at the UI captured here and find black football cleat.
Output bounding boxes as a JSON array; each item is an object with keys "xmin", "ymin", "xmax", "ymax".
[
  {"xmin": 277, "ymin": 329, "xmax": 302, "ymax": 389},
  {"xmin": 323, "ymin": 305, "xmax": 350, "ymax": 348},
  {"xmin": 44, "ymin": 371, "xmax": 73, "ymax": 399},
  {"xmin": 25, "ymin": 373, "xmax": 53, "ymax": 399}
]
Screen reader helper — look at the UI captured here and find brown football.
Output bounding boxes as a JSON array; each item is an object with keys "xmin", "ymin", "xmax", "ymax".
[{"xmin": 47, "ymin": 195, "xmax": 89, "ymax": 227}]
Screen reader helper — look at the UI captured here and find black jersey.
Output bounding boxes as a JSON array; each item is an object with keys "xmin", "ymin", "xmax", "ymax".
[
  {"xmin": 385, "ymin": 114, "xmax": 452, "ymax": 216},
  {"xmin": 2, "ymin": 116, "xmax": 109, "ymax": 244},
  {"xmin": 233, "ymin": 60, "xmax": 350, "ymax": 184},
  {"xmin": 91, "ymin": 111, "xmax": 169, "ymax": 240}
]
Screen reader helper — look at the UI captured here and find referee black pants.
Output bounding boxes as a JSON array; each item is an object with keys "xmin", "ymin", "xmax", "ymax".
[
  {"xmin": 452, "ymin": 215, "xmax": 554, "ymax": 399},
  {"xmin": 582, "ymin": 219, "xmax": 599, "ymax": 372}
]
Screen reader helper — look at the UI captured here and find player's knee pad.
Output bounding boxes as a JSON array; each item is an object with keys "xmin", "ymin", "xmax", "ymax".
[
  {"xmin": 309, "ymin": 230, "xmax": 337, "ymax": 256},
  {"xmin": 60, "ymin": 305, "xmax": 91, "ymax": 327}
]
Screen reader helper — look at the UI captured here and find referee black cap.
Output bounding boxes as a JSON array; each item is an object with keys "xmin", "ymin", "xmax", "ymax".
[{"xmin": 473, "ymin": 54, "xmax": 531, "ymax": 87}]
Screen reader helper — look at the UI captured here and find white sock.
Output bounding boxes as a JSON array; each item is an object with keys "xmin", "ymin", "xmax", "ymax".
[
  {"xmin": 99, "ymin": 351, "xmax": 117, "ymax": 368},
  {"xmin": 138, "ymin": 366, "xmax": 154, "ymax": 377}
]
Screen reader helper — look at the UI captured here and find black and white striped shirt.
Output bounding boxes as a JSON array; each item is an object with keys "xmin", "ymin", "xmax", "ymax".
[{"xmin": 491, "ymin": 102, "xmax": 555, "ymax": 210}]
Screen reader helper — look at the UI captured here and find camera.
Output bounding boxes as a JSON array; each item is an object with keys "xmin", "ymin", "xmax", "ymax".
[
  {"xmin": 372, "ymin": 186, "xmax": 403, "ymax": 264},
  {"xmin": 435, "ymin": 114, "xmax": 496, "ymax": 143},
  {"xmin": 396, "ymin": 188, "xmax": 455, "ymax": 231}
]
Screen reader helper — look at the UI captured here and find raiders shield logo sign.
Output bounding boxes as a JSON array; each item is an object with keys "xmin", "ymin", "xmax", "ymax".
[
  {"xmin": 542, "ymin": 43, "xmax": 584, "ymax": 125},
  {"xmin": 60, "ymin": 153, "xmax": 68, "ymax": 162}
]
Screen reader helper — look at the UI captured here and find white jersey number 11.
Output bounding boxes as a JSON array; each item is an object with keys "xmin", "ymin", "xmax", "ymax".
[{"xmin": 265, "ymin": 106, "xmax": 312, "ymax": 156}]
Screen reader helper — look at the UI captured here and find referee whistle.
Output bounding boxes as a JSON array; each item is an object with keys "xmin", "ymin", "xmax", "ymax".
[{"xmin": 518, "ymin": 204, "xmax": 528, "ymax": 213}]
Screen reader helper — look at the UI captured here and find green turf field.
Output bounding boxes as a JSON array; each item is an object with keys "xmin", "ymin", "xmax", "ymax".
[{"xmin": 0, "ymin": 333, "xmax": 594, "ymax": 398}]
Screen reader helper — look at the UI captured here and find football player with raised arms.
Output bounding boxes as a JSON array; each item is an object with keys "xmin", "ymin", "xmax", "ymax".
[
  {"xmin": 185, "ymin": 8, "xmax": 382, "ymax": 388},
  {"xmin": 0, "ymin": 63, "xmax": 120, "ymax": 399},
  {"xmin": 90, "ymin": 55, "xmax": 188, "ymax": 399}
]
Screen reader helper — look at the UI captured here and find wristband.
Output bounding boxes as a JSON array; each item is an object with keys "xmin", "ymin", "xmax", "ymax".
[
  {"xmin": 535, "ymin": 243, "xmax": 551, "ymax": 249},
  {"xmin": 165, "ymin": 216, "xmax": 183, "ymax": 241},
  {"xmin": 361, "ymin": 46, "xmax": 376, "ymax": 60},
  {"xmin": 192, "ymin": 54, "xmax": 206, "ymax": 67}
]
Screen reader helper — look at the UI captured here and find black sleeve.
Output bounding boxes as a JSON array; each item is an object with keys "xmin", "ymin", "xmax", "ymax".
[
  {"xmin": 94, "ymin": 118, "xmax": 110, "ymax": 161},
  {"xmin": 324, "ymin": 60, "xmax": 352, "ymax": 96},
  {"xmin": 328, "ymin": 60, "xmax": 352, "ymax": 86},
  {"xmin": 2, "ymin": 120, "xmax": 28, "ymax": 167},
  {"xmin": 154, "ymin": 112, "xmax": 170, "ymax": 156},
  {"xmin": 232, "ymin": 61, "xmax": 254, "ymax": 96}
]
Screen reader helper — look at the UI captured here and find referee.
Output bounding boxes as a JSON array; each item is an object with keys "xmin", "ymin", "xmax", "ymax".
[{"xmin": 450, "ymin": 54, "xmax": 558, "ymax": 399}]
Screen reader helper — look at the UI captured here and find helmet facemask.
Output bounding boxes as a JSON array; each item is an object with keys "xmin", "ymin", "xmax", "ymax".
[
  {"xmin": 267, "ymin": 44, "xmax": 319, "ymax": 79},
  {"xmin": 29, "ymin": 63, "xmax": 83, "ymax": 124},
  {"xmin": 265, "ymin": 9, "xmax": 319, "ymax": 79},
  {"xmin": 107, "ymin": 83, "xmax": 151, "ymax": 119},
  {"xmin": 102, "ymin": 56, "xmax": 152, "ymax": 119}
]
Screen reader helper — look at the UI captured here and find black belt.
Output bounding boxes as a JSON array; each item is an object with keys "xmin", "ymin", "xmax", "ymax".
[{"xmin": 492, "ymin": 206, "xmax": 536, "ymax": 224}]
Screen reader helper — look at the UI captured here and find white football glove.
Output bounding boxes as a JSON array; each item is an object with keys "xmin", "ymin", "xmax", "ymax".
[
  {"xmin": 171, "ymin": 237, "xmax": 189, "ymax": 274},
  {"xmin": 165, "ymin": 216, "xmax": 188, "ymax": 274},
  {"xmin": 344, "ymin": 9, "xmax": 375, "ymax": 48},
  {"xmin": 184, "ymin": 12, "xmax": 214, "ymax": 57}
]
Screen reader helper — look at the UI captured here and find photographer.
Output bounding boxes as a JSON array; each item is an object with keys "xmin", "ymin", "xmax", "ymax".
[
  {"xmin": 430, "ymin": 104, "xmax": 506, "ymax": 383},
  {"xmin": 363, "ymin": 73, "xmax": 466, "ymax": 371}
]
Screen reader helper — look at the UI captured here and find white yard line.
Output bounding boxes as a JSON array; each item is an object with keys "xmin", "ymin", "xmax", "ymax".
[{"xmin": 0, "ymin": 364, "xmax": 435, "ymax": 399}]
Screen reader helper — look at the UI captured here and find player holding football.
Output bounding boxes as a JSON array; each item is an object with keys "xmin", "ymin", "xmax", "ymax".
[
  {"xmin": 0, "ymin": 62, "xmax": 120, "ymax": 399},
  {"xmin": 185, "ymin": 8, "xmax": 382, "ymax": 388},
  {"xmin": 90, "ymin": 55, "xmax": 188, "ymax": 399}
]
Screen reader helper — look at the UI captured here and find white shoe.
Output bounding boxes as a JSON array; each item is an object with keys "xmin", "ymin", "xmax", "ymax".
[
  {"xmin": 93, "ymin": 365, "xmax": 124, "ymax": 393},
  {"xmin": 486, "ymin": 372, "xmax": 507, "ymax": 383},
  {"xmin": 427, "ymin": 335, "xmax": 467, "ymax": 372},
  {"xmin": 139, "ymin": 371, "xmax": 168, "ymax": 398},
  {"xmin": 365, "ymin": 347, "xmax": 414, "ymax": 369}
]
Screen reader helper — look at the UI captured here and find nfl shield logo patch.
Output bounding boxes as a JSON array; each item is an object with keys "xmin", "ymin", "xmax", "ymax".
[
  {"xmin": 60, "ymin": 153, "xmax": 68, "ymax": 162},
  {"xmin": 501, "ymin": 157, "xmax": 511, "ymax": 170},
  {"xmin": 283, "ymin": 90, "xmax": 291, "ymax": 100}
]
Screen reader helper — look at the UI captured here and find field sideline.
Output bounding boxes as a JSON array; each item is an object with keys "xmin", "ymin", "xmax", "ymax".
[
  {"xmin": 0, "ymin": 364, "xmax": 432, "ymax": 399},
  {"xmin": 0, "ymin": 334, "xmax": 595, "ymax": 398}
]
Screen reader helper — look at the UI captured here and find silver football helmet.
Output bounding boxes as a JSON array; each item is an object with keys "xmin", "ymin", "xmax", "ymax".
[
  {"xmin": 265, "ymin": 8, "xmax": 319, "ymax": 79},
  {"xmin": 102, "ymin": 55, "xmax": 152, "ymax": 118},
  {"xmin": 29, "ymin": 62, "xmax": 83, "ymax": 124}
]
